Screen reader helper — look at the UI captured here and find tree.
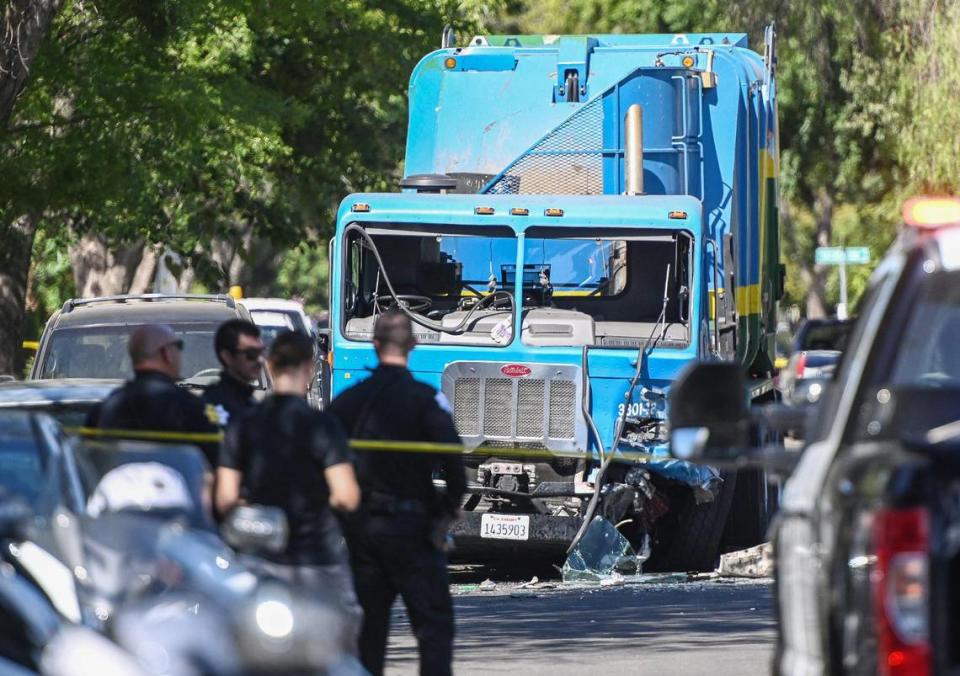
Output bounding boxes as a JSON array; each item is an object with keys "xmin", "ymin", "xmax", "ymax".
[
  {"xmin": 2, "ymin": 0, "xmax": 470, "ymax": 372},
  {"xmin": 0, "ymin": 0, "xmax": 65, "ymax": 375},
  {"xmin": 1, "ymin": 0, "xmax": 64, "ymax": 124}
]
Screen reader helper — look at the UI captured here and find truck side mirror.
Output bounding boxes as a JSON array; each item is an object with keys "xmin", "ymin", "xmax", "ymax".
[
  {"xmin": 316, "ymin": 328, "xmax": 331, "ymax": 355},
  {"xmin": 221, "ymin": 505, "xmax": 289, "ymax": 555},
  {"xmin": 669, "ymin": 361, "xmax": 749, "ymax": 461}
]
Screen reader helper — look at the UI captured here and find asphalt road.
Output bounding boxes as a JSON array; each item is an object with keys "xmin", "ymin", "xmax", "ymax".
[{"xmin": 385, "ymin": 575, "xmax": 775, "ymax": 675}]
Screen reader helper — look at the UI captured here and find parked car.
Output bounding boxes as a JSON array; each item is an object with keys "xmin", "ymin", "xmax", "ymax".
[
  {"xmin": 238, "ymin": 297, "xmax": 315, "ymax": 344},
  {"xmin": 0, "ymin": 380, "xmax": 119, "ymax": 428},
  {"xmin": 669, "ymin": 196, "xmax": 960, "ymax": 675},
  {"xmin": 778, "ymin": 317, "xmax": 853, "ymax": 405},
  {"xmin": 240, "ymin": 297, "xmax": 329, "ymax": 407},
  {"xmin": 30, "ymin": 294, "xmax": 264, "ymax": 390}
]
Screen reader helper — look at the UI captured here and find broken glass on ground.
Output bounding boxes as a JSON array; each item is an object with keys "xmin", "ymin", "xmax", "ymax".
[{"xmin": 562, "ymin": 516, "xmax": 648, "ymax": 583}]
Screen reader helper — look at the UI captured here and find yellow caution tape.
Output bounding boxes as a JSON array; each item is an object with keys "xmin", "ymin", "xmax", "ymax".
[
  {"xmin": 67, "ymin": 427, "xmax": 664, "ymax": 463},
  {"xmin": 22, "ymin": 341, "xmax": 39, "ymax": 351},
  {"xmin": 71, "ymin": 427, "xmax": 224, "ymax": 443}
]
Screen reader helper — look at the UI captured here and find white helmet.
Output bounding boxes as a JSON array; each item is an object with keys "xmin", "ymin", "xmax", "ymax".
[{"xmin": 87, "ymin": 462, "xmax": 193, "ymax": 518}]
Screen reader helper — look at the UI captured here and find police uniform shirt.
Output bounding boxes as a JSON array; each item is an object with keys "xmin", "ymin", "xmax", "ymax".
[
  {"xmin": 88, "ymin": 370, "xmax": 221, "ymax": 468},
  {"xmin": 219, "ymin": 395, "xmax": 353, "ymax": 566},
  {"xmin": 202, "ymin": 371, "xmax": 256, "ymax": 428},
  {"xmin": 327, "ymin": 364, "xmax": 467, "ymax": 516}
]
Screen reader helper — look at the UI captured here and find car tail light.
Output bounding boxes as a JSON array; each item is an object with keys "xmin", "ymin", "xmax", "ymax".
[
  {"xmin": 872, "ymin": 507, "xmax": 931, "ymax": 676},
  {"xmin": 794, "ymin": 352, "xmax": 807, "ymax": 378}
]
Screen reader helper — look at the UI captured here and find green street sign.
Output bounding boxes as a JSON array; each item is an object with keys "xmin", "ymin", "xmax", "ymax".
[{"xmin": 815, "ymin": 246, "xmax": 871, "ymax": 265}]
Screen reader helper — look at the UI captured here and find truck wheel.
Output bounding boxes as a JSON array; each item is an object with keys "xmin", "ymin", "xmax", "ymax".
[
  {"xmin": 721, "ymin": 468, "xmax": 776, "ymax": 552},
  {"xmin": 647, "ymin": 471, "xmax": 737, "ymax": 572}
]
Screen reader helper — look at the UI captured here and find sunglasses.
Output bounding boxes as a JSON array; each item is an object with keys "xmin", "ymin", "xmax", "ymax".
[
  {"xmin": 162, "ymin": 339, "xmax": 185, "ymax": 352},
  {"xmin": 231, "ymin": 347, "xmax": 265, "ymax": 361}
]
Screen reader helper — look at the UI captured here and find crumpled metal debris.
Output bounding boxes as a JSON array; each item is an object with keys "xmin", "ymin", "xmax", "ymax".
[
  {"xmin": 562, "ymin": 516, "xmax": 648, "ymax": 583},
  {"xmin": 644, "ymin": 459, "xmax": 722, "ymax": 503},
  {"xmin": 718, "ymin": 542, "xmax": 773, "ymax": 578}
]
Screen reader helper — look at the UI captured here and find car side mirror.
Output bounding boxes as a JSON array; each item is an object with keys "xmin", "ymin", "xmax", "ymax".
[
  {"xmin": 221, "ymin": 505, "xmax": 288, "ymax": 555},
  {"xmin": 669, "ymin": 361, "xmax": 749, "ymax": 462}
]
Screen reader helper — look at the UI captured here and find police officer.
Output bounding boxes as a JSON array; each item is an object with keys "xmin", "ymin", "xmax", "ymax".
[
  {"xmin": 87, "ymin": 324, "xmax": 220, "ymax": 468},
  {"xmin": 216, "ymin": 330, "xmax": 362, "ymax": 651},
  {"xmin": 202, "ymin": 319, "xmax": 264, "ymax": 428},
  {"xmin": 328, "ymin": 310, "xmax": 466, "ymax": 676}
]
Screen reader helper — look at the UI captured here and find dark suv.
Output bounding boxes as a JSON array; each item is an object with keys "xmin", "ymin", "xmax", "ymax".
[
  {"xmin": 30, "ymin": 294, "xmax": 260, "ymax": 389},
  {"xmin": 670, "ymin": 197, "xmax": 960, "ymax": 675}
]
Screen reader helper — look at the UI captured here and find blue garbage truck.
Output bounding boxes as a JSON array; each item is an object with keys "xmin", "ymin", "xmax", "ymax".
[{"xmin": 326, "ymin": 29, "xmax": 783, "ymax": 570}]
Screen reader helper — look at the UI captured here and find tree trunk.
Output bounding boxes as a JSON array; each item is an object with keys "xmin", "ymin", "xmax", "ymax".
[
  {"xmin": 0, "ymin": 213, "xmax": 38, "ymax": 376},
  {"xmin": 69, "ymin": 234, "xmax": 158, "ymax": 298},
  {"xmin": 806, "ymin": 189, "xmax": 833, "ymax": 319},
  {"xmin": 1, "ymin": 0, "xmax": 65, "ymax": 127}
]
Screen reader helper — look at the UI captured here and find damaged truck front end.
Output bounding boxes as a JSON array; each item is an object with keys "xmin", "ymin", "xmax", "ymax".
[{"xmin": 329, "ymin": 194, "xmax": 731, "ymax": 571}]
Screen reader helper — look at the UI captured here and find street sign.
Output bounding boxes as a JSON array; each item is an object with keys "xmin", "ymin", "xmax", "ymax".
[{"xmin": 815, "ymin": 246, "xmax": 871, "ymax": 265}]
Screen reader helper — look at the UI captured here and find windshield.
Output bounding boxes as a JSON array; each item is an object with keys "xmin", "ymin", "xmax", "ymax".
[
  {"xmin": 0, "ymin": 422, "xmax": 49, "ymax": 512},
  {"xmin": 851, "ymin": 266, "xmax": 960, "ymax": 443},
  {"xmin": 891, "ymin": 270, "xmax": 960, "ymax": 387},
  {"xmin": 343, "ymin": 224, "xmax": 518, "ymax": 346},
  {"xmin": 73, "ymin": 443, "xmax": 212, "ymax": 530},
  {"xmin": 250, "ymin": 310, "xmax": 308, "ymax": 347},
  {"xmin": 38, "ymin": 323, "xmax": 221, "ymax": 381}
]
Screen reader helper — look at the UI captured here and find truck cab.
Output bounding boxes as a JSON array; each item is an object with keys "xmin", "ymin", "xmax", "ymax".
[{"xmin": 328, "ymin": 30, "xmax": 782, "ymax": 569}]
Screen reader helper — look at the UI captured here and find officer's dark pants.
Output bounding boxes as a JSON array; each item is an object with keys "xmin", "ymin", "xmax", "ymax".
[{"xmin": 347, "ymin": 513, "xmax": 454, "ymax": 676}]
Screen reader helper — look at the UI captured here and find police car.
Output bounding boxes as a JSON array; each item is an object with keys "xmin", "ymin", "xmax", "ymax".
[{"xmin": 670, "ymin": 196, "xmax": 960, "ymax": 675}]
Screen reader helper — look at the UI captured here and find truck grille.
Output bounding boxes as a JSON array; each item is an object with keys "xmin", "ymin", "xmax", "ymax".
[{"xmin": 442, "ymin": 362, "xmax": 586, "ymax": 453}]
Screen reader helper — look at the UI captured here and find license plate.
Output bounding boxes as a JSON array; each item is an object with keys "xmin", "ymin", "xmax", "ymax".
[{"xmin": 480, "ymin": 513, "xmax": 530, "ymax": 541}]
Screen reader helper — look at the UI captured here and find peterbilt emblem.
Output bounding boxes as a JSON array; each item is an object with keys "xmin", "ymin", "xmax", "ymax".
[{"xmin": 500, "ymin": 364, "xmax": 532, "ymax": 377}]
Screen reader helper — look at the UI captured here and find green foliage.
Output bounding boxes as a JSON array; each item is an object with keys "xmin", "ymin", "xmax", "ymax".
[
  {"xmin": 6, "ymin": 0, "xmax": 960, "ymax": 321},
  {"xmin": 4, "ymin": 0, "xmax": 470, "ymax": 292},
  {"xmin": 276, "ymin": 242, "xmax": 330, "ymax": 314},
  {"xmin": 898, "ymin": 0, "xmax": 960, "ymax": 193}
]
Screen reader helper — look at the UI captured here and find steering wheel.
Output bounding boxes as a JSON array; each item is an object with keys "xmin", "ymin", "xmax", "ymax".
[{"xmin": 377, "ymin": 294, "xmax": 433, "ymax": 313}]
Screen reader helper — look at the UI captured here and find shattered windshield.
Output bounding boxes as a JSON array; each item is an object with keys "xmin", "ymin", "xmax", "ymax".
[
  {"xmin": 519, "ymin": 229, "xmax": 692, "ymax": 348},
  {"xmin": 342, "ymin": 223, "xmax": 518, "ymax": 346},
  {"xmin": 523, "ymin": 238, "xmax": 628, "ymax": 296}
]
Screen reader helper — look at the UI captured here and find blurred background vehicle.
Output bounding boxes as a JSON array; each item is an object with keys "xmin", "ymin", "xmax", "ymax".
[
  {"xmin": 29, "ymin": 294, "xmax": 264, "ymax": 391},
  {"xmin": 777, "ymin": 316, "xmax": 853, "ymax": 406},
  {"xmin": 238, "ymin": 297, "xmax": 315, "ymax": 345},
  {"xmin": 0, "ymin": 380, "xmax": 118, "ymax": 428},
  {"xmin": 240, "ymin": 297, "xmax": 328, "ymax": 408},
  {"xmin": 669, "ymin": 196, "xmax": 960, "ymax": 676},
  {"xmin": 0, "ymin": 411, "xmax": 356, "ymax": 674}
]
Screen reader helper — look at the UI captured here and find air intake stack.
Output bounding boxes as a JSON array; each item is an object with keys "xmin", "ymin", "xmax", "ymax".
[{"xmin": 624, "ymin": 104, "xmax": 644, "ymax": 195}]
